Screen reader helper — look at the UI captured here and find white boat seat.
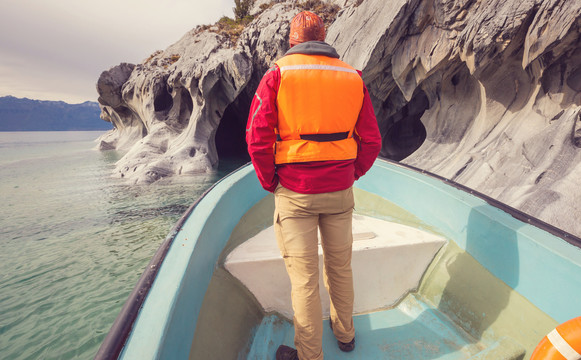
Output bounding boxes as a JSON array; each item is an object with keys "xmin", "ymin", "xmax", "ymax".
[{"xmin": 224, "ymin": 214, "xmax": 446, "ymax": 318}]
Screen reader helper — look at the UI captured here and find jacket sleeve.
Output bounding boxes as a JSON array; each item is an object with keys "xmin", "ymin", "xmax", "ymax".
[
  {"xmin": 353, "ymin": 79, "xmax": 382, "ymax": 180},
  {"xmin": 246, "ymin": 66, "xmax": 280, "ymax": 192}
]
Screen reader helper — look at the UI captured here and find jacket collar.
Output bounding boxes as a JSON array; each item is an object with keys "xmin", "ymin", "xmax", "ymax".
[{"xmin": 284, "ymin": 41, "xmax": 340, "ymax": 59}]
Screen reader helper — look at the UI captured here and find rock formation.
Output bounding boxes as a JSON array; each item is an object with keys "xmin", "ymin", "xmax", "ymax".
[
  {"xmin": 327, "ymin": 0, "xmax": 581, "ymax": 236},
  {"xmin": 96, "ymin": 0, "xmax": 581, "ymax": 237},
  {"xmin": 96, "ymin": 2, "xmax": 299, "ymax": 183}
]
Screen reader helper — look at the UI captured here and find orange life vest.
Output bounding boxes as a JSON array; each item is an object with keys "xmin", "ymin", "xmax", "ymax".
[{"xmin": 274, "ymin": 54, "xmax": 364, "ymax": 164}]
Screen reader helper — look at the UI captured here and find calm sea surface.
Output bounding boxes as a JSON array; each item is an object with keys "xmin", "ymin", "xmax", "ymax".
[{"xmin": 0, "ymin": 131, "xmax": 245, "ymax": 359}]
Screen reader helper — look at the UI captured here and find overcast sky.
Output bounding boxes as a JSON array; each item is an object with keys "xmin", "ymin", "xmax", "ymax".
[{"xmin": 0, "ymin": 0, "xmax": 234, "ymax": 104}]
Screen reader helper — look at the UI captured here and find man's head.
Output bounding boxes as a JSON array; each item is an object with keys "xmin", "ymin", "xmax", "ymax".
[{"xmin": 289, "ymin": 11, "xmax": 325, "ymax": 47}]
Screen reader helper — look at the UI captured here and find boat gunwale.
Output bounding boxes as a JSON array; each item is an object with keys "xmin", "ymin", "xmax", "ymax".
[
  {"xmin": 385, "ymin": 160, "xmax": 581, "ymax": 249},
  {"xmin": 94, "ymin": 159, "xmax": 581, "ymax": 359},
  {"xmin": 93, "ymin": 163, "xmax": 251, "ymax": 360}
]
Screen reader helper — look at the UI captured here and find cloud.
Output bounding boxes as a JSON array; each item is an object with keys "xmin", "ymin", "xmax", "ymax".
[{"xmin": 0, "ymin": 0, "xmax": 234, "ymax": 103}]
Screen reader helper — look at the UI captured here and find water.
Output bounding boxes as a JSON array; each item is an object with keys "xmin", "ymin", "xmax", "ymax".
[{"xmin": 0, "ymin": 132, "xmax": 246, "ymax": 359}]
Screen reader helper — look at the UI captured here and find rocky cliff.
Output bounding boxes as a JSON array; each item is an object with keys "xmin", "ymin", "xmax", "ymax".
[{"xmin": 96, "ymin": 0, "xmax": 581, "ymax": 237}]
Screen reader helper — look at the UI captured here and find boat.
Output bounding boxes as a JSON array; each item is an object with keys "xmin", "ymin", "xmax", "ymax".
[{"xmin": 95, "ymin": 159, "xmax": 581, "ymax": 359}]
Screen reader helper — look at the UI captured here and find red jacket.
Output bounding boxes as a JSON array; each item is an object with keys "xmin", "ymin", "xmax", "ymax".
[{"xmin": 246, "ymin": 42, "xmax": 382, "ymax": 194}]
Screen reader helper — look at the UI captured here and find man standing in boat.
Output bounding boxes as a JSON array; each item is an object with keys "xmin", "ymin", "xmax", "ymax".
[{"xmin": 246, "ymin": 10, "xmax": 382, "ymax": 360}]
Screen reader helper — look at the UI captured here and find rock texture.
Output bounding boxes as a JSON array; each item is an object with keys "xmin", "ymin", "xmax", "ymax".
[
  {"xmin": 96, "ymin": 0, "xmax": 581, "ymax": 237},
  {"xmin": 96, "ymin": 3, "xmax": 297, "ymax": 183},
  {"xmin": 326, "ymin": 0, "xmax": 581, "ymax": 236}
]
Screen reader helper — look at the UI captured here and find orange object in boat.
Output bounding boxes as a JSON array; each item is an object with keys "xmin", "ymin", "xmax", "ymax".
[{"xmin": 530, "ymin": 316, "xmax": 581, "ymax": 360}]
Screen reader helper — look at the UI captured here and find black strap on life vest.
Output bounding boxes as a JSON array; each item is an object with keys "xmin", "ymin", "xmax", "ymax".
[
  {"xmin": 300, "ymin": 131, "xmax": 350, "ymax": 142},
  {"xmin": 276, "ymin": 131, "xmax": 350, "ymax": 142}
]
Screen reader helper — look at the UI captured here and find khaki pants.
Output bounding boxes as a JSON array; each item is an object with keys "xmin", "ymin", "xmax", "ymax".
[{"xmin": 274, "ymin": 185, "xmax": 355, "ymax": 360}]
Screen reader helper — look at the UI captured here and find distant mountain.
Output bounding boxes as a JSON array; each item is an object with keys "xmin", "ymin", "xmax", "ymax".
[{"xmin": 0, "ymin": 96, "xmax": 112, "ymax": 131}]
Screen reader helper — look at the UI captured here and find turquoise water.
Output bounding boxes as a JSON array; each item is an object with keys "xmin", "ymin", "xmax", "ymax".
[{"xmin": 0, "ymin": 132, "xmax": 244, "ymax": 359}]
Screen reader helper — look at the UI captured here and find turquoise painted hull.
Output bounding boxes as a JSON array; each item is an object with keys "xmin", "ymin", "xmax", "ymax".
[{"xmin": 95, "ymin": 159, "xmax": 581, "ymax": 359}]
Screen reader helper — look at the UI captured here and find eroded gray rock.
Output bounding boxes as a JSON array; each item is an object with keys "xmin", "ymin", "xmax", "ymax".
[
  {"xmin": 328, "ymin": 0, "xmax": 581, "ymax": 236},
  {"xmin": 95, "ymin": 3, "xmax": 301, "ymax": 184},
  {"xmin": 97, "ymin": 31, "xmax": 251, "ymax": 182}
]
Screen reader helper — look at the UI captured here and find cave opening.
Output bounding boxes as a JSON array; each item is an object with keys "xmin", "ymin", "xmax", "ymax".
[
  {"xmin": 154, "ymin": 86, "xmax": 173, "ymax": 112},
  {"xmin": 381, "ymin": 90, "xmax": 429, "ymax": 161},
  {"xmin": 215, "ymin": 96, "xmax": 251, "ymax": 163},
  {"xmin": 178, "ymin": 88, "xmax": 193, "ymax": 128}
]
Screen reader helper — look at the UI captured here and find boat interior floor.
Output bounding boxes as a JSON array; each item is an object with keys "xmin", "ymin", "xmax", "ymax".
[{"xmin": 248, "ymin": 293, "xmax": 523, "ymax": 359}]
